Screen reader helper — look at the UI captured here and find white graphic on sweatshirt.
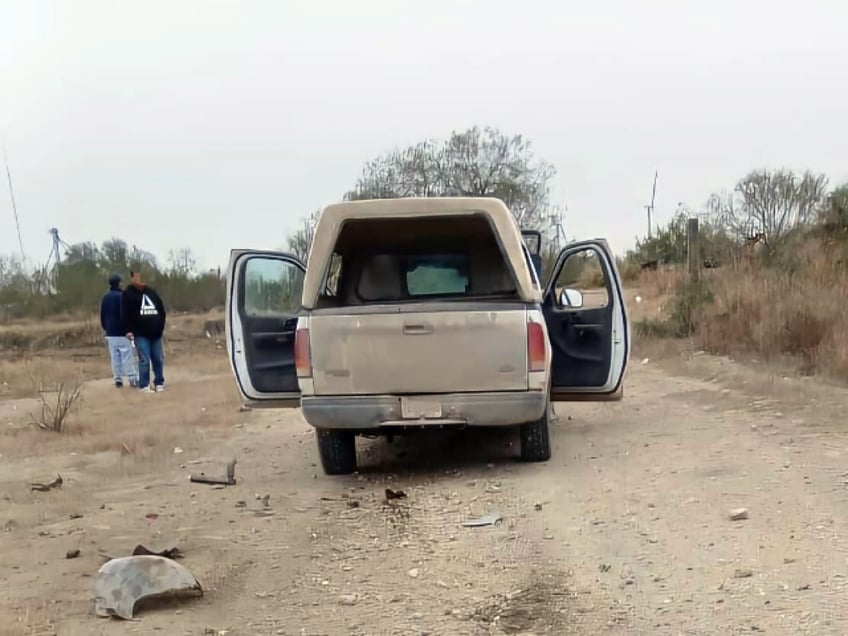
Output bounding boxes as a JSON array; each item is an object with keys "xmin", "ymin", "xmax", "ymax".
[{"xmin": 140, "ymin": 294, "xmax": 159, "ymax": 316}]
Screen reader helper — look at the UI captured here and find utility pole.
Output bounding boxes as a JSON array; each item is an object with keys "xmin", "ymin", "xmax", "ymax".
[
  {"xmin": 644, "ymin": 170, "xmax": 658, "ymax": 239},
  {"xmin": 2, "ymin": 141, "xmax": 26, "ymax": 264}
]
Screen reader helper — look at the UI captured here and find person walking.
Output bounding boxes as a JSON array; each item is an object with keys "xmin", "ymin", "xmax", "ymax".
[
  {"xmin": 100, "ymin": 273, "xmax": 138, "ymax": 388},
  {"xmin": 121, "ymin": 269, "xmax": 167, "ymax": 392}
]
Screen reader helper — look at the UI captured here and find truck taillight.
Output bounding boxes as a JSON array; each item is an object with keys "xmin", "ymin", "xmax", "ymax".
[
  {"xmin": 295, "ymin": 328, "xmax": 312, "ymax": 378},
  {"xmin": 527, "ymin": 321, "xmax": 546, "ymax": 373}
]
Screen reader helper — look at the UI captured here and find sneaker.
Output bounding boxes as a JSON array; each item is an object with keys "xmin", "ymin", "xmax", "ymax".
[
  {"xmin": 139, "ymin": 387, "xmax": 154, "ymax": 393},
  {"xmin": 155, "ymin": 385, "xmax": 165, "ymax": 393}
]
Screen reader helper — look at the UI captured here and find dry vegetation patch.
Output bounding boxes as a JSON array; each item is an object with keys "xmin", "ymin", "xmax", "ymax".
[{"xmin": 632, "ymin": 242, "xmax": 848, "ymax": 380}]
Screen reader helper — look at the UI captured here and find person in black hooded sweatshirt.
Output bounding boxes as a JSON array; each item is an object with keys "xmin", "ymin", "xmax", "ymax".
[{"xmin": 122, "ymin": 269, "xmax": 167, "ymax": 392}]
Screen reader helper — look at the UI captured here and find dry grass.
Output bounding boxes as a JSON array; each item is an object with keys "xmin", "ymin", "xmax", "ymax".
[
  {"xmin": 0, "ymin": 355, "xmax": 237, "ymax": 462},
  {"xmin": 636, "ymin": 266, "xmax": 685, "ymax": 299},
  {"xmin": 634, "ymin": 239, "xmax": 848, "ymax": 380},
  {"xmin": 698, "ymin": 244, "xmax": 848, "ymax": 377},
  {"xmin": 0, "ymin": 309, "xmax": 235, "ymax": 464}
]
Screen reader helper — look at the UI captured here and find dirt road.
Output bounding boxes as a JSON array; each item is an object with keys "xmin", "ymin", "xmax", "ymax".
[{"xmin": 5, "ymin": 354, "xmax": 848, "ymax": 635}]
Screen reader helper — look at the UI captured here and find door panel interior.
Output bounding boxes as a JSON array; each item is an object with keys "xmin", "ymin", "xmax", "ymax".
[
  {"xmin": 543, "ymin": 245, "xmax": 614, "ymax": 389},
  {"xmin": 235, "ymin": 255, "xmax": 305, "ymax": 395}
]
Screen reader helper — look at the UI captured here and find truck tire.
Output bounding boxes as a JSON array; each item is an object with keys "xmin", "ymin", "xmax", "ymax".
[
  {"xmin": 519, "ymin": 407, "xmax": 552, "ymax": 462},
  {"xmin": 316, "ymin": 429, "xmax": 357, "ymax": 475}
]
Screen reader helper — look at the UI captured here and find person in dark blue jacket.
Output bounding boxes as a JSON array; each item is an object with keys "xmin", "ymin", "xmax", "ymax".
[{"xmin": 100, "ymin": 273, "xmax": 138, "ymax": 388}]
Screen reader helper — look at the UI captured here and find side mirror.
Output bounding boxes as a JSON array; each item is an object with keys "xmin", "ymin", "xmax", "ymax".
[{"xmin": 560, "ymin": 288, "xmax": 584, "ymax": 308}]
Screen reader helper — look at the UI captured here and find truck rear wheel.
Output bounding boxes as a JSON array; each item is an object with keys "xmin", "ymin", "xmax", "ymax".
[
  {"xmin": 519, "ymin": 407, "xmax": 552, "ymax": 462},
  {"xmin": 316, "ymin": 429, "xmax": 357, "ymax": 475}
]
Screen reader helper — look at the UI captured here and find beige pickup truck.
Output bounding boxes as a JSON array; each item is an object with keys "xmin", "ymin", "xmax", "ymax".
[{"xmin": 226, "ymin": 197, "xmax": 629, "ymax": 475}]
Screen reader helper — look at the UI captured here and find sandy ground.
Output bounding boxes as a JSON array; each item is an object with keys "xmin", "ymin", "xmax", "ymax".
[{"xmin": 3, "ymin": 300, "xmax": 848, "ymax": 634}]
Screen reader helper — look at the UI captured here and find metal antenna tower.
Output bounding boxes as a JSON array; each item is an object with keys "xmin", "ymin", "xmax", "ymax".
[
  {"xmin": 44, "ymin": 227, "xmax": 69, "ymax": 294},
  {"xmin": 549, "ymin": 205, "xmax": 567, "ymax": 252}
]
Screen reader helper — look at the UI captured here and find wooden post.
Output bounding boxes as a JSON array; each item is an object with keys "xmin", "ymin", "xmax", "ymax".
[{"xmin": 687, "ymin": 217, "xmax": 700, "ymax": 282}]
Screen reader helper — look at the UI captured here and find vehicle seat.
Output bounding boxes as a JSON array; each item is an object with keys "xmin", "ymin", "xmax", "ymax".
[{"xmin": 353, "ymin": 254, "xmax": 403, "ymax": 303}]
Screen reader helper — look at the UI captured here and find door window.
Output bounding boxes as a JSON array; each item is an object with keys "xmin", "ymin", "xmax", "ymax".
[
  {"xmin": 553, "ymin": 249, "xmax": 609, "ymax": 309},
  {"xmin": 244, "ymin": 257, "xmax": 304, "ymax": 316}
]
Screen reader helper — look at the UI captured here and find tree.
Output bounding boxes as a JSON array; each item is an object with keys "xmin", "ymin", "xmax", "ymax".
[
  {"xmin": 168, "ymin": 248, "xmax": 196, "ymax": 277},
  {"xmin": 99, "ymin": 238, "xmax": 130, "ymax": 275},
  {"xmin": 715, "ymin": 169, "xmax": 829, "ymax": 252},
  {"xmin": 287, "ymin": 210, "xmax": 320, "ymax": 262},
  {"xmin": 345, "ymin": 126, "xmax": 558, "ymax": 231}
]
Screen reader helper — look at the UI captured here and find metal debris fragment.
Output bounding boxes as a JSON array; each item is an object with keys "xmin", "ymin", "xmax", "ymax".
[
  {"xmin": 31, "ymin": 475, "xmax": 63, "ymax": 492},
  {"xmin": 461, "ymin": 513, "xmax": 504, "ymax": 528},
  {"xmin": 94, "ymin": 555, "xmax": 202, "ymax": 619}
]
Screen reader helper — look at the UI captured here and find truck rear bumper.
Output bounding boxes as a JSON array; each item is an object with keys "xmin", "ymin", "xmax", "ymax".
[{"xmin": 301, "ymin": 391, "xmax": 547, "ymax": 430}]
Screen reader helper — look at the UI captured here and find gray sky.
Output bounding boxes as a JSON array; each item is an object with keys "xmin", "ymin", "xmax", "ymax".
[{"xmin": 2, "ymin": 0, "xmax": 846, "ymax": 271}]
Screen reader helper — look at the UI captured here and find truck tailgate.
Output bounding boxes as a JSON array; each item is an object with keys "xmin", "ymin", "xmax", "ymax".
[{"xmin": 309, "ymin": 308, "xmax": 528, "ymax": 395}]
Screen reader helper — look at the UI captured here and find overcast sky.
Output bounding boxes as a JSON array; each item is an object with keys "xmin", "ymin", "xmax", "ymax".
[{"xmin": 1, "ymin": 0, "xmax": 846, "ymax": 271}]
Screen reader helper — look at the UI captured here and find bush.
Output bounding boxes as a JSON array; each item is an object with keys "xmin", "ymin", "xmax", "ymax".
[
  {"xmin": 27, "ymin": 365, "xmax": 84, "ymax": 433},
  {"xmin": 635, "ymin": 277, "xmax": 713, "ymax": 339}
]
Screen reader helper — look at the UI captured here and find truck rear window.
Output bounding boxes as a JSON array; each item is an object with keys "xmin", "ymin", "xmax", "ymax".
[{"xmin": 405, "ymin": 254, "xmax": 469, "ymax": 296}]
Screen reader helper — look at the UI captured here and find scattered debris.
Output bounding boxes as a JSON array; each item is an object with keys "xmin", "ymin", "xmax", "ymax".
[
  {"xmin": 132, "ymin": 544, "xmax": 183, "ymax": 560},
  {"xmin": 534, "ymin": 503, "xmax": 543, "ymax": 511},
  {"xmin": 798, "ymin": 583, "xmax": 811, "ymax": 591},
  {"xmin": 385, "ymin": 488, "xmax": 407, "ymax": 501},
  {"xmin": 338, "ymin": 593, "xmax": 358, "ymax": 606},
  {"xmin": 173, "ymin": 447, "xmax": 184, "ymax": 454},
  {"xmin": 461, "ymin": 513, "xmax": 503, "ymax": 528},
  {"xmin": 94, "ymin": 555, "xmax": 203, "ymax": 620},
  {"xmin": 255, "ymin": 493, "xmax": 270, "ymax": 508},
  {"xmin": 69, "ymin": 513, "xmax": 83, "ymax": 520},
  {"xmin": 239, "ymin": 405, "xmax": 251, "ymax": 413},
  {"xmin": 145, "ymin": 513, "xmax": 159, "ymax": 521},
  {"xmin": 66, "ymin": 548, "xmax": 80, "ymax": 559},
  {"xmin": 729, "ymin": 508, "xmax": 749, "ymax": 521},
  {"xmin": 408, "ymin": 568, "xmax": 420, "ymax": 578},
  {"xmin": 98, "ymin": 544, "xmax": 183, "ymax": 562},
  {"xmin": 599, "ymin": 564, "xmax": 611, "ymax": 573},
  {"xmin": 190, "ymin": 459, "xmax": 237, "ymax": 486},
  {"xmin": 733, "ymin": 569, "xmax": 754, "ymax": 579},
  {"xmin": 347, "ymin": 499, "xmax": 360, "ymax": 508},
  {"xmin": 31, "ymin": 475, "xmax": 63, "ymax": 492}
]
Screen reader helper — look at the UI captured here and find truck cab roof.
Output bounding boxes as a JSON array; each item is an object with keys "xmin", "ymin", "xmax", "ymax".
[{"xmin": 302, "ymin": 197, "xmax": 542, "ymax": 309}]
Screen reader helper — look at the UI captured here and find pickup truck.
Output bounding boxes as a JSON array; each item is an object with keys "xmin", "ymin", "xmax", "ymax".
[{"xmin": 225, "ymin": 197, "xmax": 629, "ymax": 475}]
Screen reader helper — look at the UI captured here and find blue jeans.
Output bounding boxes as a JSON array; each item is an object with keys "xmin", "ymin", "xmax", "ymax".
[
  {"xmin": 106, "ymin": 336, "xmax": 138, "ymax": 386},
  {"xmin": 135, "ymin": 336, "xmax": 164, "ymax": 389}
]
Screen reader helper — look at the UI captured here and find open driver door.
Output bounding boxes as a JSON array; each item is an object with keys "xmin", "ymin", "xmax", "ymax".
[{"xmin": 226, "ymin": 250, "xmax": 306, "ymax": 408}]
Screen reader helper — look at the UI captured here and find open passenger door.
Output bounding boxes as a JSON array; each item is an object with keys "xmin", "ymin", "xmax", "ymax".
[
  {"xmin": 542, "ymin": 240, "xmax": 630, "ymax": 401},
  {"xmin": 226, "ymin": 250, "xmax": 306, "ymax": 407}
]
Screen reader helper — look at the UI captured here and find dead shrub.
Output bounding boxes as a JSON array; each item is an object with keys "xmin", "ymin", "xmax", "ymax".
[{"xmin": 26, "ymin": 364, "xmax": 85, "ymax": 433}]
